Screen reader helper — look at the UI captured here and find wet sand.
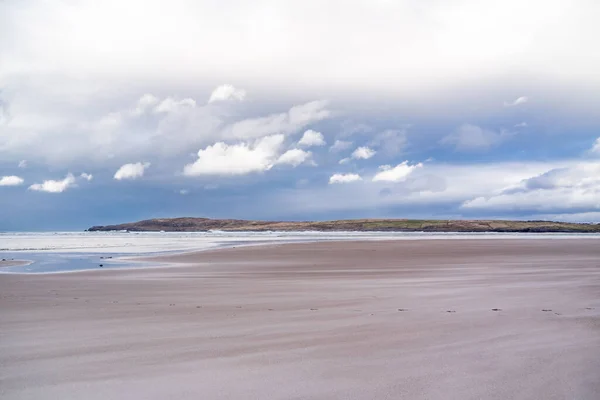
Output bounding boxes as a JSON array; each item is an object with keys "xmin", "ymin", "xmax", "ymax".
[
  {"xmin": 1, "ymin": 239, "xmax": 600, "ymax": 399},
  {"xmin": 0, "ymin": 259, "xmax": 31, "ymax": 268}
]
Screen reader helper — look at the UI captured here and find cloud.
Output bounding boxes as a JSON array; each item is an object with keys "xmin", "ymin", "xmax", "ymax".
[
  {"xmin": 80, "ymin": 172, "xmax": 93, "ymax": 181},
  {"xmin": 338, "ymin": 157, "xmax": 350, "ymax": 164},
  {"xmin": 208, "ymin": 84, "xmax": 246, "ymax": 103},
  {"xmin": 338, "ymin": 121, "xmax": 374, "ymax": 138},
  {"xmin": 18, "ymin": 160, "xmax": 27, "ymax": 168},
  {"xmin": 0, "ymin": 175, "xmax": 24, "ymax": 186},
  {"xmin": 329, "ymin": 173, "xmax": 362, "ymax": 184},
  {"xmin": 504, "ymin": 96, "xmax": 529, "ymax": 107},
  {"xmin": 440, "ymin": 124, "xmax": 512, "ymax": 151},
  {"xmin": 372, "ymin": 161, "xmax": 423, "ymax": 182},
  {"xmin": 351, "ymin": 146, "xmax": 376, "ymax": 160},
  {"xmin": 183, "ymin": 135, "xmax": 284, "ymax": 176},
  {"xmin": 114, "ymin": 162, "xmax": 151, "ymax": 180},
  {"xmin": 329, "ymin": 140, "xmax": 352, "ymax": 153},
  {"xmin": 29, "ymin": 173, "xmax": 76, "ymax": 193},
  {"xmin": 133, "ymin": 94, "xmax": 159, "ymax": 115},
  {"xmin": 0, "ymin": 98, "xmax": 9, "ymax": 125},
  {"xmin": 2, "ymin": 1, "xmax": 597, "ymax": 95},
  {"xmin": 462, "ymin": 162, "xmax": 600, "ymax": 211},
  {"xmin": 153, "ymin": 97, "xmax": 196, "ymax": 113},
  {"xmin": 179, "ymin": 189, "xmax": 189, "ymax": 195},
  {"xmin": 591, "ymin": 137, "xmax": 600, "ymax": 154},
  {"xmin": 224, "ymin": 100, "xmax": 331, "ymax": 140},
  {"xmin": 369, "ymin": 129, "xmax": 407, "ymax": 156},
  {"xmin": 298, "ymin": 130, "xmax": 326, "ymax": 147},
  {"xmin": 0, "ymin": 89, "xmax": 329, "ymax": 166},
  {"xmin": 276, "ymin": 148, "xmax": 312, "ymax": 167},
  {"xmin": 272, "ymin": 161, "xmax": 565, "ymax": 215},
  {"xmin": 514, "ymin": 122, "xmax": 528, "ymax": 128},
  {"xmin": 0, "ymin": 92, "xmax": 220, "ymax": 164}
]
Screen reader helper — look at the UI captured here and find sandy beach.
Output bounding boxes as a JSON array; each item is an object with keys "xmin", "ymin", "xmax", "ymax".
[{"xmin": 1, "ymin": 239, "xmax": 599, "ymax": 399}]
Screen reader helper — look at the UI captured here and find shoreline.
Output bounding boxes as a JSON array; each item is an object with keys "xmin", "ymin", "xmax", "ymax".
[{"xmin": 3, "ymin": 235, "xmax": 600, "ymax": 275}]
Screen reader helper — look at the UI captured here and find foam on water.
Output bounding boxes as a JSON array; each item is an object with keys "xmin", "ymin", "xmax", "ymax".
[{"xmin": 1, "ymin": 231, "xmax": 599, "ymax": 273}]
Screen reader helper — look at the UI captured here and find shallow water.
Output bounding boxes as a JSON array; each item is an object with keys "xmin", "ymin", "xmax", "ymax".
[{"xmin": 0, "ymin": 252, "xmax": 144, "ymax": 274}]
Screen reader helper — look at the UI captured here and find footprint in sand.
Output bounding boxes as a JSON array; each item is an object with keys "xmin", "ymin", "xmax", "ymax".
[{"xmin": 491, "ymin": 308, "xmax": 502, "ymax": 312}]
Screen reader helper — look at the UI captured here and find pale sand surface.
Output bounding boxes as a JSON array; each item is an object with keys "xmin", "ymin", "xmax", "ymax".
[{"xmin": 1, "ymin": 239, "xmax": 599, "ymax": 399}]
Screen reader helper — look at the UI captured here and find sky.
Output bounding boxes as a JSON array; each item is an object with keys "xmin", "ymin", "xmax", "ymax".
[{"xmin": 1, "ymin": 0, "xmax": 600, "ymax": 230}]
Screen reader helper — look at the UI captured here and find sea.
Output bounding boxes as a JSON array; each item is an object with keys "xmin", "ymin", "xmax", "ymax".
[{"xmin": 1, "ymin": 231, "xmax": 599, "ymax": 274}]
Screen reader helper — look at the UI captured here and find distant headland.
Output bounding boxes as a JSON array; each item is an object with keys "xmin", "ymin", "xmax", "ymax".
[{"xmin": 86, "ymin": 217, "xmax": 600, "ymax": 233}]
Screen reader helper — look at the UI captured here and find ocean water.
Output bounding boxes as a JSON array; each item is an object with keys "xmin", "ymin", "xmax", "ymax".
[{"xmin": 1, "ymin": 231, "xmax": 599, "ymax": 274}]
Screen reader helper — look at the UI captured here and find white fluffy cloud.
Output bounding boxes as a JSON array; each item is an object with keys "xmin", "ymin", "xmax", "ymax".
[
  {"xmin": 372, "ymin": 161, "xmax": 423, "ymax": 182},
  {"xmin": 208, "ymin": 84, "xmax": 246, "ymax": 103},
  {"xmin": 441, "ymin": 124, "xmax": 511, "ymax": 151},
  {"xmin": 329, "ymin": 173, "xmax": 362, "ymax": 184},
  {"xmin": 298, "ymin": 130, "xmax": 326, "ymax": 147},
  {"xmin": 504, "ymin": 96, "xmax": 529, "ymax": 107},
  {"xmin": 276, "ymin": 149, "xmax": 312, "ymax": 167},
  {"xmin": 351, "ymin": 146, "xmax": 376, "ymax": 160},
  {"xmin": 114, "ymin": 162, "xmax": 150, "ymax": 180},
  {"xmin": 29, "ymin": 173, "xmax": 76, "ymax": 193},
  {"xmin": 0, "ymin": 175, "xmax": 24, "ymax": 186},
  {"xmin": 184, "ymin": 135, "xmax": 285, "ymax": 176}
]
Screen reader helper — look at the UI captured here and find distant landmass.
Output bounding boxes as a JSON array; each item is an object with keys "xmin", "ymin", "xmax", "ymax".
[{"xmin": 87, "ymin": 218, "xmax": 600, "ymax": 233}]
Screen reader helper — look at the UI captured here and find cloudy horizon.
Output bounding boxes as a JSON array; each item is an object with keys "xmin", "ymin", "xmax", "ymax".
[{"xmin": 1, "ymin": 0, "xmax": 600, "ymax": 230}]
